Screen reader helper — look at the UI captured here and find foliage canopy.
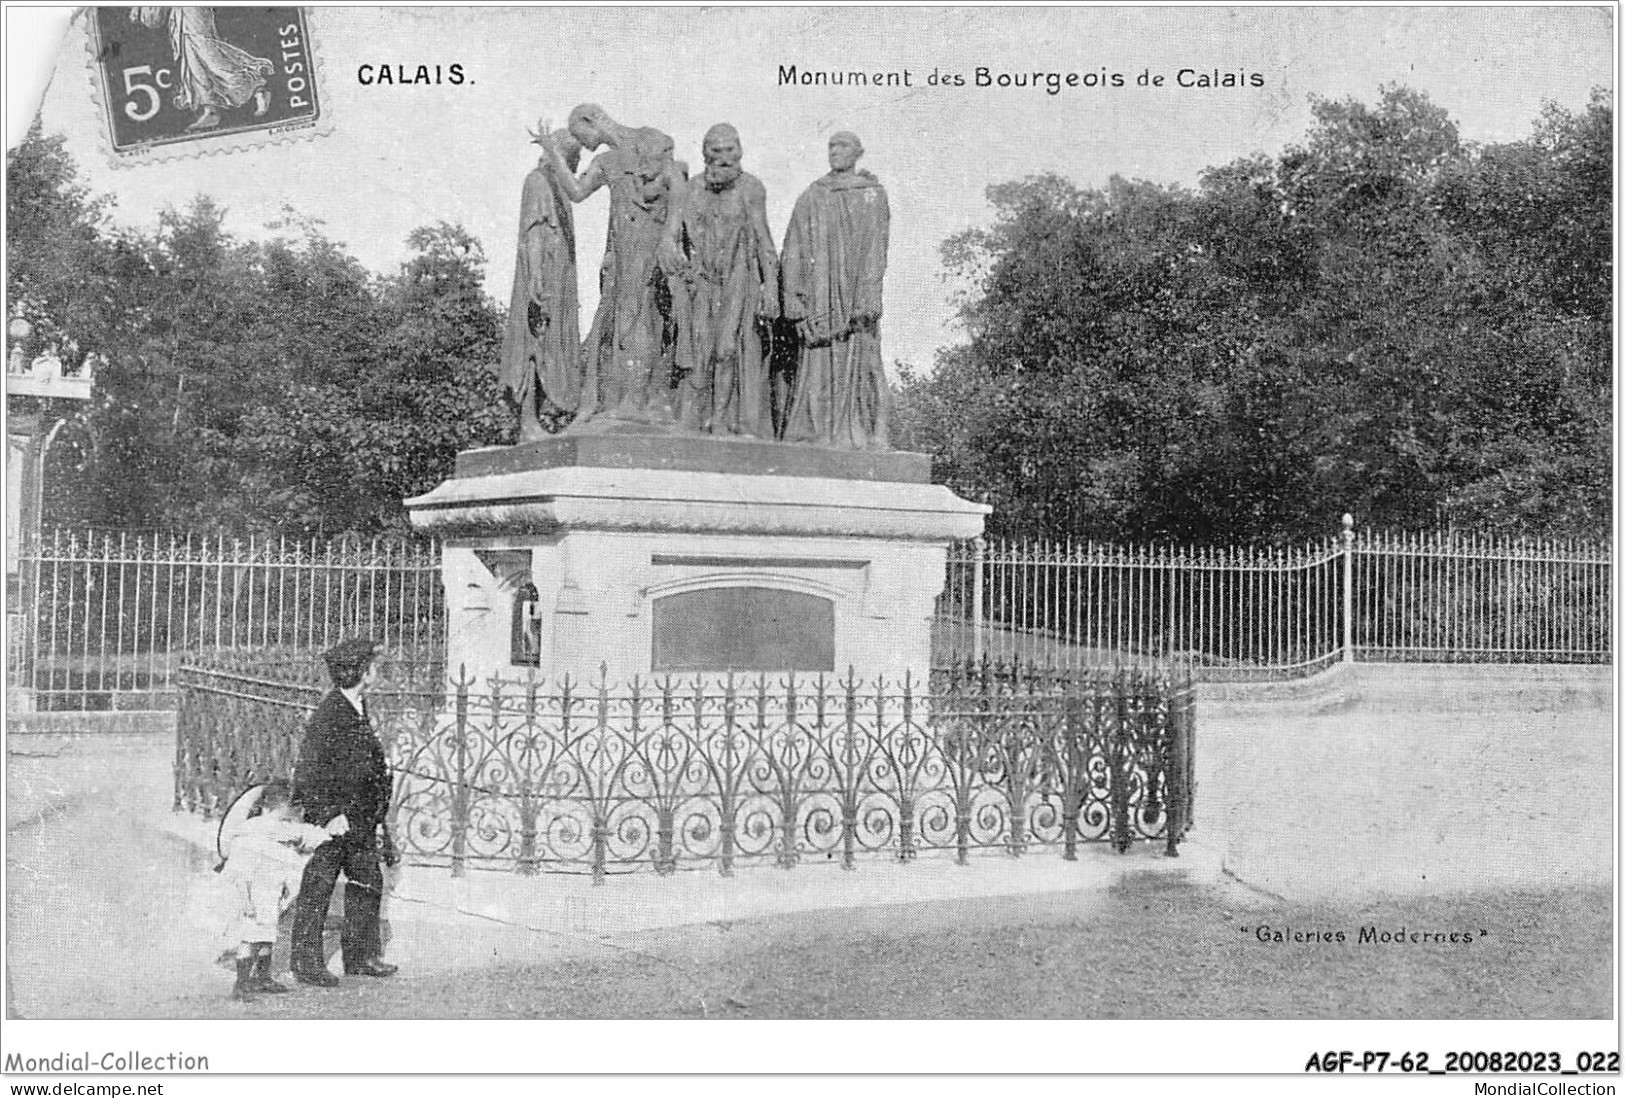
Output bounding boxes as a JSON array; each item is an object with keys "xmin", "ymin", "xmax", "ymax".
[
  {"xmin": 895, "ymin": 86, "xmax": 1611, "ymax": 543},
  {"xmin": 7, "ymin": 122, "xmax": 515, "ymax": 536}
]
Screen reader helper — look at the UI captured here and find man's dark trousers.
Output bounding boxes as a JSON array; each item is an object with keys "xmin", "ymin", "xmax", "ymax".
[{"xmin": 292, "ymin": 837, "xmax": 383, "ymax": 969}]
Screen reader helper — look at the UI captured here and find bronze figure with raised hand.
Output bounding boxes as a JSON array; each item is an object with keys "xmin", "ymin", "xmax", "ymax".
[{"xmin": 537, "ymin": 104, "xmax": 688, "ymax": 432}]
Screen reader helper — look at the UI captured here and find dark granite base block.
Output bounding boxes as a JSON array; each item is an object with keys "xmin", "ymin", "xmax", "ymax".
[{"xmin": 455, "ymin": 434, "xmax": 932, "ymax": 483}]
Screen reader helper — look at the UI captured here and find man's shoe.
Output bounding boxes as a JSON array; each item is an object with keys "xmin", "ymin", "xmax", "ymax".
[
  {"xmin": 344, "ymin": 958, "xmax": 398, "ymax": 978},
  {"xmin": 292, "ymin": 966, "xmax": 341, "ymax": 988}
]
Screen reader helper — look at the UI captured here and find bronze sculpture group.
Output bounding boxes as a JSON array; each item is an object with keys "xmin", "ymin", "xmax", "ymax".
[{"xmin": 498, "ymin": 104, "xmax": 891, "ymax": 450}]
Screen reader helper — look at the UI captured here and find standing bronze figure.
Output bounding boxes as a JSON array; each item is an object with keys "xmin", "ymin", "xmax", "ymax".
[
  {"xmin": 779, "ymin": 131, "xmax": 892, "ymax": 450},
  {"xmin": 663, "ymin": 123, "xmax": 779, "ymax": 436},
  {"xmin": 498, "ymin": 121, "xmax": 583, "ymax": 441},
  {"xmin": 540, "ymin": 104, "xmax": 688, "ymax": 431}
]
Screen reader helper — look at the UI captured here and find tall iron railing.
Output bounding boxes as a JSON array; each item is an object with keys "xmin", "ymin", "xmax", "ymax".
[
  {"xmin": 9, "ymin": 529, "xmax": 443, "ymax": 710},
  {"xmin": 12, "ymin": 519, "xmax": 1611, "ymax": 708},
  {"xmin": 175, "ymin": 655, "xmax": 1197, "ymax": 876},
  {"xmin": 1350, "ymin": 530, "xmax": 1612, "ymax": 663},
  {"xmin": 938, "ymin": 536, "xmax": 1347, "ymax": 677},
  {"xmin": 940, "ymin": 519, "xmax": 1611, "ymax": 678}
]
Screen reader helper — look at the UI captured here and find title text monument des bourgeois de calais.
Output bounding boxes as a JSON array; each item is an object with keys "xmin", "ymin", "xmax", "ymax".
[{"xmin": 405, "ymin": 107, "xmax": 988, "ymax": 685}]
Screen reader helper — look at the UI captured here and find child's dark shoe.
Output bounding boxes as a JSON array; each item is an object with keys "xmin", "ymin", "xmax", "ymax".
[
  {"xmin": 231, "ymin": 957, "xmax": 258, "ymax": 1001},
  {"xmin": 252, "ymin": 947, "xmax": 291, "ymax": 993}
]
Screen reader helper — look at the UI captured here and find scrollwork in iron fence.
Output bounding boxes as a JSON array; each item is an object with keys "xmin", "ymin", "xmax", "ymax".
[{"xmin": 176, "ymin": 655, "xmax": 1197, "ymax": 877}]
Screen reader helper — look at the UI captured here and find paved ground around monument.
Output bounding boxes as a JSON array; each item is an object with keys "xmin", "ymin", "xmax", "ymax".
[
  {"xmin": 4, "ymin": 665, "xmax": 1612, "ymax": 1019},
  {"xmin": 205, "ymin": 877, "xmax": 1614, "ymax": 1020},
  {"xmin": 1202, "ymin": 667, "xmax": 1613, "ymax": 902}
]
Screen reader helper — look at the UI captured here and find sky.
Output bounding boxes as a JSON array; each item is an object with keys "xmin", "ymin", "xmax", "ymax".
[{"xmin": 6, "ymin": 5, "xmax": 1616, "ymax": 376}]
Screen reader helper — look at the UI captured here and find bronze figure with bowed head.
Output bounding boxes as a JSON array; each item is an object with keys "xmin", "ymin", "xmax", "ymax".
[{"xmin": 498, "ymin": 119, "xmax": 584, "ymax": 441}]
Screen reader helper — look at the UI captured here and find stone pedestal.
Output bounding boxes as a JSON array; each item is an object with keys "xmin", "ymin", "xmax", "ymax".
[{"xmin": 405, "ymin": 437, "xmax": 988, "ymax": 686}]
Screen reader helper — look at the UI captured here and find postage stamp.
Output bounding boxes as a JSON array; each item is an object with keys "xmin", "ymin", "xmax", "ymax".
[{"xmin": 84, "ymin": 6, "xmax": 326, "ymax": 163}]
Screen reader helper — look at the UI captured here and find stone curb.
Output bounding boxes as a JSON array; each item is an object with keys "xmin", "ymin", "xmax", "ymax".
[
  {"xmin": 8, "ymin": 710, "xmax": 177, "ymax": 735},
  {"xmin": 148, "ymin": 801, "xmax": 1221, "ymax": 939},
  {"xmin": 1198, "ymin": 661, "xmax": 1611, "ymax": 716}
]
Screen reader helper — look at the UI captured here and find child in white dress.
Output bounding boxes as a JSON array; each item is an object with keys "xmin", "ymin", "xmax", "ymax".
[{"xmin": 218, "ymin": 781, "xmax": 349, "ymax": 1000}]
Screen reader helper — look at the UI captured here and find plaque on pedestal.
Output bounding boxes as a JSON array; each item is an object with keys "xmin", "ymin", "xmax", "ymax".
[{"xmin": 406, "ymin": 438, "xmax": 987, "ymax": 686}]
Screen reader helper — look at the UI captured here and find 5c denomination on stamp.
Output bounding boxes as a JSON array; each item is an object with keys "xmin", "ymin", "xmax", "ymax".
[{"xmin": 86, "ymin": 7, "xmax": 328, "ymax": 163}]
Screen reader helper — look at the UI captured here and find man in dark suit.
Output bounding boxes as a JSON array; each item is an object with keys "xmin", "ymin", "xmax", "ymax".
[{"xmin": 289, "ymin": 637, "xmax": 400, "ymax": 985}]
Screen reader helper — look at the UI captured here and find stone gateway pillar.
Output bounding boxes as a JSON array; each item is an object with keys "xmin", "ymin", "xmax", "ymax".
[{"xmin": 405, "ymin": 436, "xmax": 987, "ymax": 686}]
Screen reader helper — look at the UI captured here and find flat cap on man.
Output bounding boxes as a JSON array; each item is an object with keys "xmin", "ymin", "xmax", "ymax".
[{"xmin": 321, "ymin": 637, "xmax": 382, "ymax": 680}]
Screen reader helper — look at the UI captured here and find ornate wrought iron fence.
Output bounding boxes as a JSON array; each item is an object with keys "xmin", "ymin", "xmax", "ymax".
[
  {"xmin": 10, "ymin": 529, "xmax": 443, "ymax": 710},
  {"xmin": 175, "ymin": 655, "xmax": 1196, "ymax": 877}
]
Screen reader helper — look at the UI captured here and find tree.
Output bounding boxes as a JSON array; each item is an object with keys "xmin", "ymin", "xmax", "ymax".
[
  {"xmin": 6, "ymin": 121, "xmax": 116, "ymax": 364},
  {"xmin": 237, "ymin": 222, "xmax": 514, "ymax": 535},
  {"xmin": 42, "ymin": 197, "xmax": 290, "ymax": 529},
  {"xmin": 9, "ymin": 127, "xmax": 520, "ymax": 535},
  {"xmin": 901, "ymin": 85, "xmax": 1611, "ymax": 543},
  {"xmin": 1428, "ymin": 88, "xmax": 1611, "ymax": 532}
]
